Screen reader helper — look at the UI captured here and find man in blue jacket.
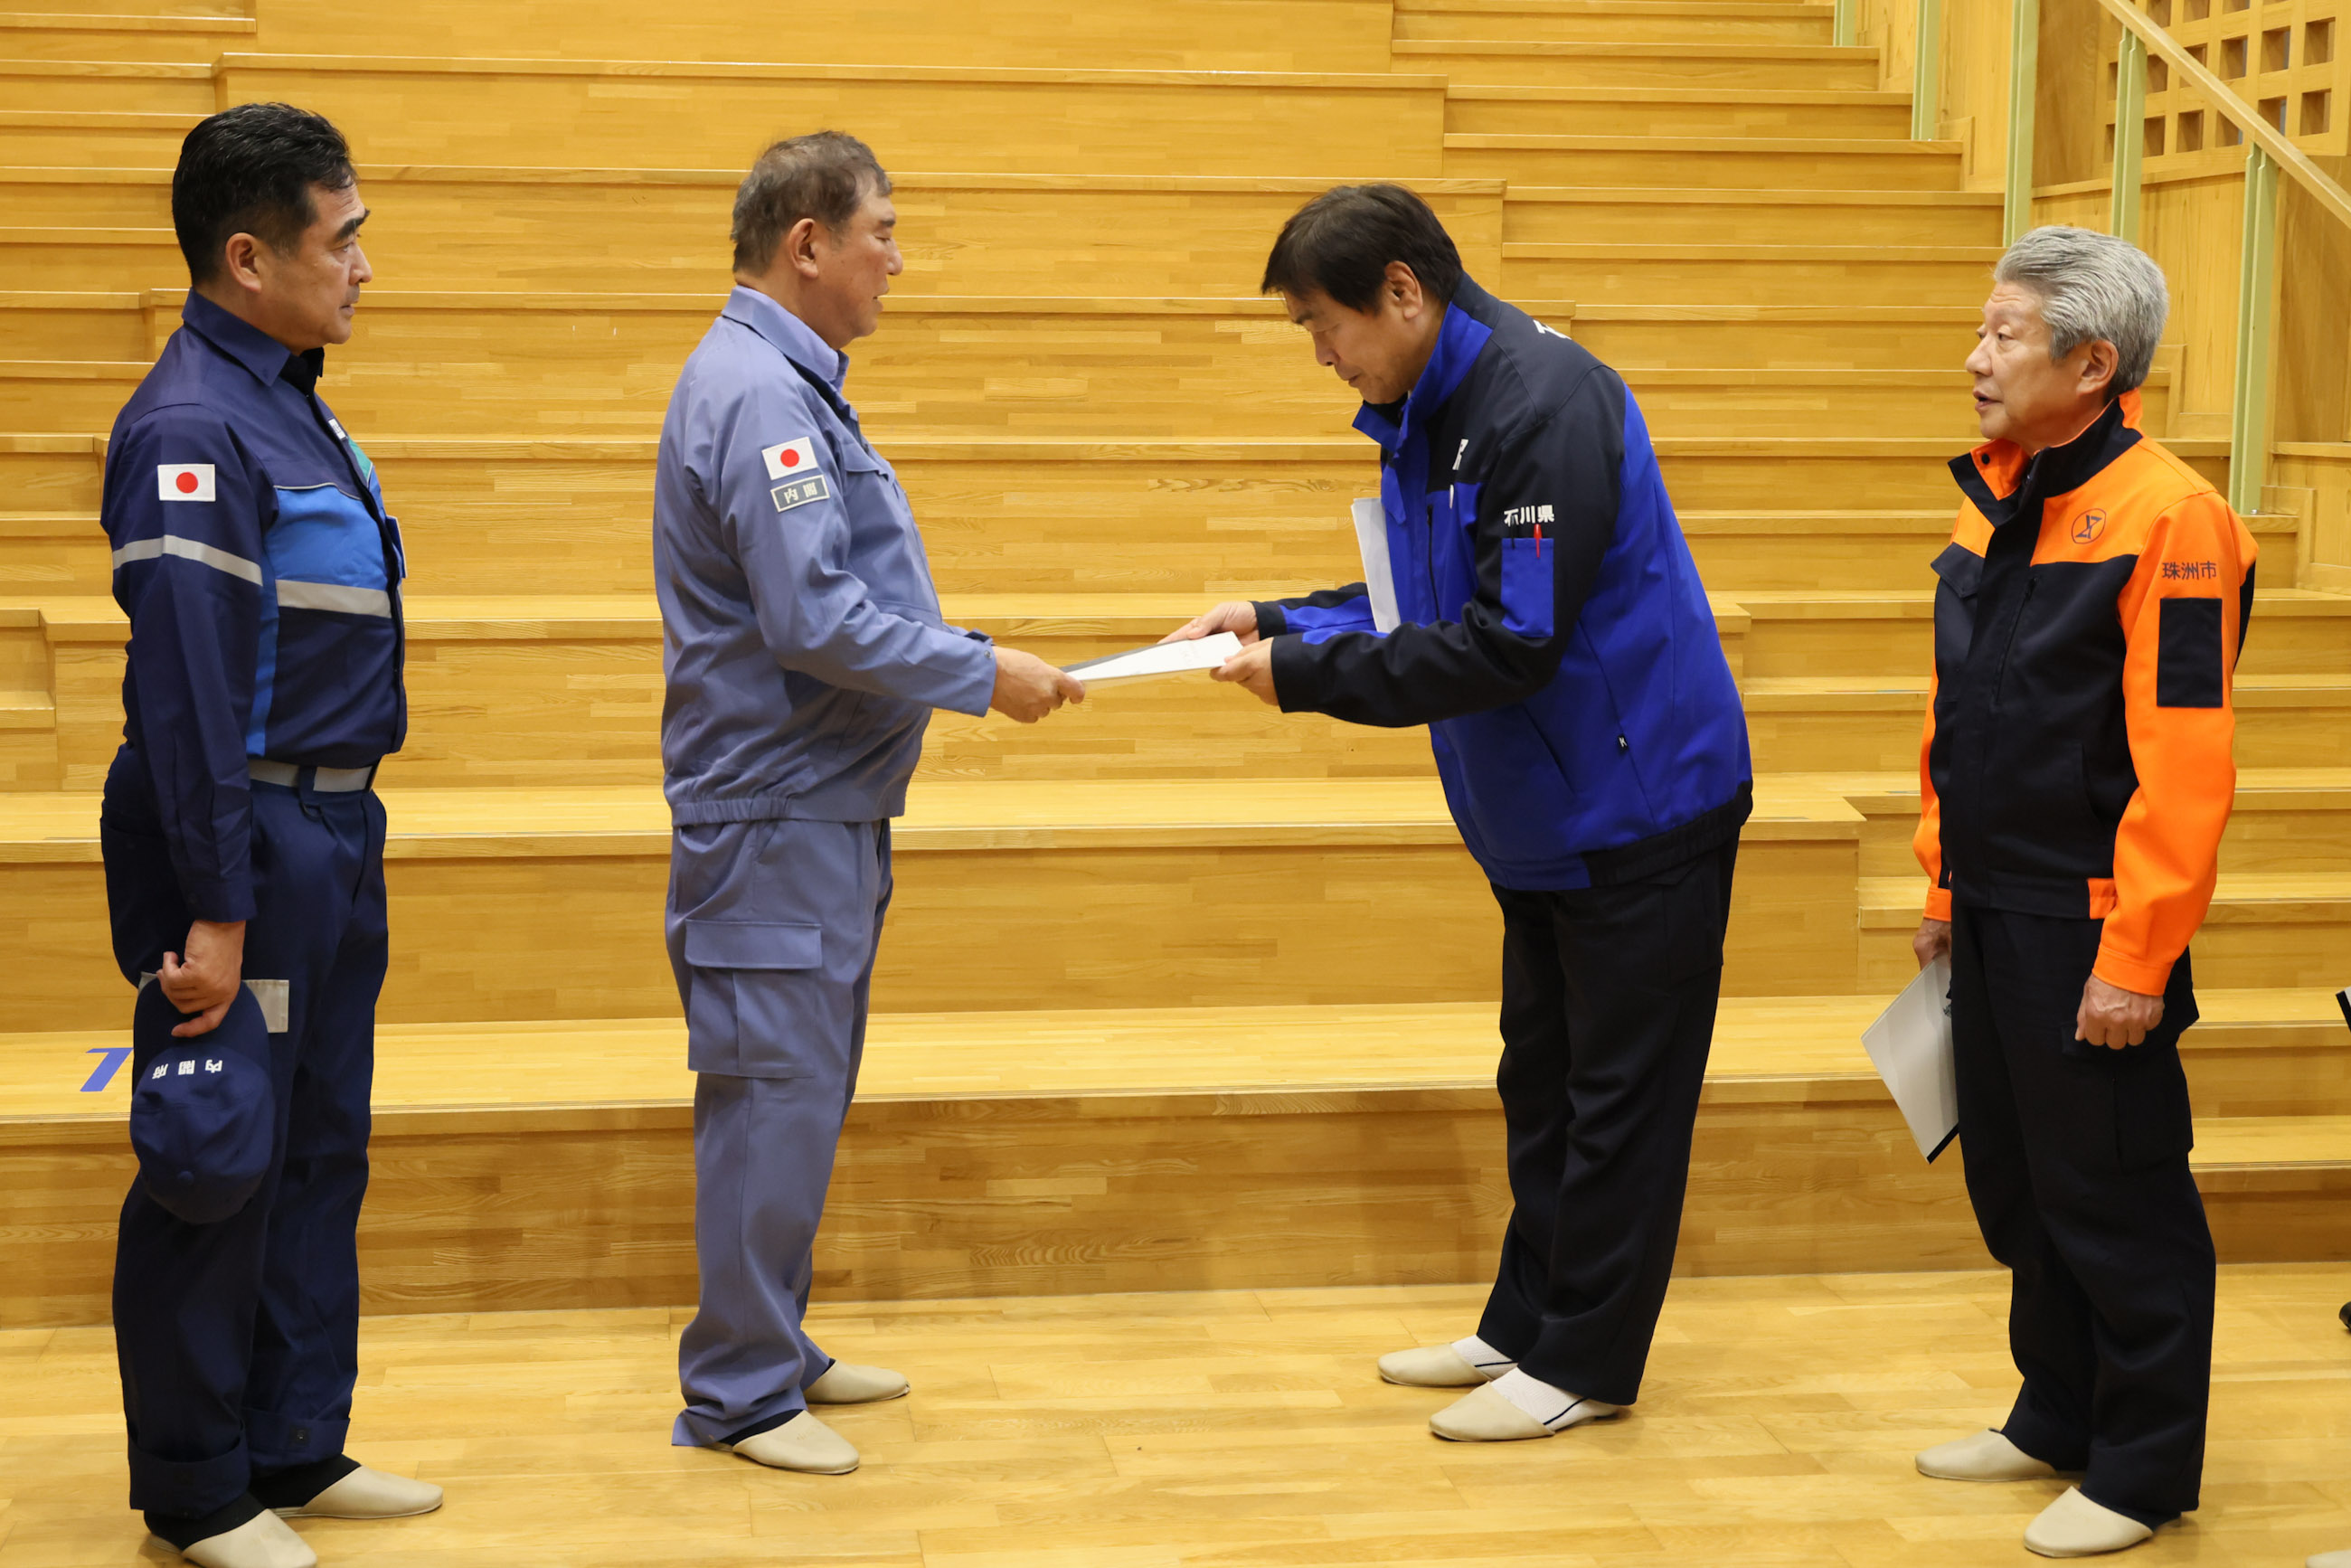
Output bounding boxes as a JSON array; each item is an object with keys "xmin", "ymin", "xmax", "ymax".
[
  {"xmin": 101, "ymin": 103, "xmax": 441, "ymax": 1567},
  {"xmin": 1168, "ymin": 184, "xmax": 1751, "ymax": 1443}
]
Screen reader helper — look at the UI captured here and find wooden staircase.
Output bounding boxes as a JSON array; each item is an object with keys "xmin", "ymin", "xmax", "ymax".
[{"xmin": 1, "ymin": 0, "xmax": 2346, "ymax": 1331}]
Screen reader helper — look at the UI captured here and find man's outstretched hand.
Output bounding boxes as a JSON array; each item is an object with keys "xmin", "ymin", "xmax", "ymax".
[
  {"xmin": 1161, "ymin": 601, "xmax": 1260, "ymax": 646},
  {"xmin": 990, "ymin": 647, "xmax": 1086, "ymax": 723}
]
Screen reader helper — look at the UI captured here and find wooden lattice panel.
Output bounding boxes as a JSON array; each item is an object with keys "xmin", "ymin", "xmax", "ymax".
[{"xmin": 2104, "ymin": 0, "xmax": 2345, "ymax": 167}]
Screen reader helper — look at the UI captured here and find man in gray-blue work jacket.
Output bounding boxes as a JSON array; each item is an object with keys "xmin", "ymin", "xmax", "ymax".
[{"xmin": 655, "ymin": 131, "xmax": 1082, "ymax": 1477}]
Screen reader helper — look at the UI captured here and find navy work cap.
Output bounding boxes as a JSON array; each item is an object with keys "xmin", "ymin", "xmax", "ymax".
[{"xmin": 128, "ymin": 982, "xmax": 275, "ymax": 1224}]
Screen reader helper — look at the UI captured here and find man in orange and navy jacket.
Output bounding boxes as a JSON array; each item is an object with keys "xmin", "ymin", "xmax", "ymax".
[{"xmin": 1907, "ymin": 228, "xmax": 2257, "ymax": 1561}]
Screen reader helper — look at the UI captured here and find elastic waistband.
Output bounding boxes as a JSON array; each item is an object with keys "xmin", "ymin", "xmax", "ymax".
[{"xmin": 249, "ymin": 759, "xmax": 376, "ymax": 793}]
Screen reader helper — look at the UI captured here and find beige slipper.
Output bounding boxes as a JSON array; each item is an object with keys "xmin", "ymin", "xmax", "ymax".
[
  {"xmin": 724, "ymin": 1412, "xmax": 860, "ymax": 1475},
  {"xmin": 805, "ymin": 1361, "xmax": 910, "ymax": 1405},
  {"xmin": 2024, "ymin": 1488, "xmax": 2156, "ymax": 1557},
  {"xmin": 2306, "ymin": 1552, "xmax": 2351, "ymax": 1568},
  {"xmin": 273, "ymin": 1464, "xmax": 443, "ymax": 1520},
  {"xmin": 1377, "ymin": 1344, "xmax": 1497, "ymax": 1388},
  {"xmin": 177, "ymin": 1510, "xmax": 316, "ymax": 1568},
  {"xmin": 1915, "ymin": 1428, "xmax": 2058, "ymax": 1482}
]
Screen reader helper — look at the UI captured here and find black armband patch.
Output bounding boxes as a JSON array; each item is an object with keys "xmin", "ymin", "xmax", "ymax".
[{"xmin": 2156, "ymin": 596, "xmax": 2224, "ymax": 708}]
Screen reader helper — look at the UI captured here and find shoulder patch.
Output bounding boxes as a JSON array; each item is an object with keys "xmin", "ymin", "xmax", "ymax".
[
  {"xmin": 156, "ymin": 463, "xmax": 215, "ymax": 501},
  {"xmin": 771, "ymin": 475, "xmax": 833, "ymax": 514},
  {"xmin": 761, "ymin": 438, "xmax": 818, "ymax": 480}
]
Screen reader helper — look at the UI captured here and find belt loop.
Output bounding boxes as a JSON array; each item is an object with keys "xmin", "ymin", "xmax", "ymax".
[{"xmin": 296, "ymin": 764, "xmax": 324, "ymax": 819}]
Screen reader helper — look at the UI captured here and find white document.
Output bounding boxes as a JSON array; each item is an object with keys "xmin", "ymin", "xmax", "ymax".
[
  {"xmin": 1063, "ymin": 631, "xmax": 1242, "ymax": 685},
  {"xmin": 1352, "ymin": 496, "xmax": 1401, "ymax": 634},
  {"xmin": 1862, "ymin": 954, "xmax": 1959, "ymax": 1162}
]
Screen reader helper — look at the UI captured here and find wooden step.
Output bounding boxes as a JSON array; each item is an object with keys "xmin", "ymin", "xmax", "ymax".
[
  {"xmin": 0, "ymin": 9, "xmax": 253, "ymax": 60},
  {"xmin": 95, "ymin": 290, "xmax": 1523, "ymax": 440},
  {"xmin": 245, "ymin": 0, "xmax": 1400, "ymax": 72},
  {"xmin": 1571, "ymin": 304, "xmax": 1983, "ymax": 368},
  {"xmin": 0, "ymin": 778, "xmax": 1867, "ymax": 1032},
  {"xmin": 1445, "ymin": 133, "xmax": 1964, "ymax": 190},
  {"xmin": 20, "ymin": 592, "xmax": 1773, "ymax": 789},
  {"xmin": 0, "ymin": 358, "xmax": 142, "ymax": 427},
  {"xmin": 6, "ymin": 295, "xmax": 2040, "ymax": 442},
  {"xmin": 212, "ymin": 53, "xmax": 1450, "ymax": 175},
  {"xmin": 1392, "ymin": 38, "xmax": 1880, "ymax": 90},
  {"xmin": 0, "ymin": 57, "xmax": 212, "ymax": 114},
  {"xmin": 0, "ymin": 224, "xmax": 181, "ymax": 292},
  {"xmin": 4, "ymin": 987, "xmax": 2338, "ymax": 1325},
  {"xmin": 0, "ymin": 167, "xmax": 1509, "ymax": 298},
  {"xmin": 1731, "ymin": 587, "xmax": 2349, "ymax": 680},
  {"xmin": 0, "ymin": 436, "xmax": 2240, "ymax": 597},
  {"xmin": 1836, "ymin": 768, "xmax": 2351, "ymax": 882},
  {"xmin": 1397, "ymin": 0, "xmax": 1836, "ymax": 44},
  {"xmin": 1506, "ymin": 186, "xmax": 2005, "ymax": 247},
  {"xmin": 1859, "ymin": 874, "xmax": 2351, "ymax": 993},
  {"xmin": 0, "ymin": 108, "xmax": 194, "ymax": 163},
  {"xmin": 1501, "ymin": 243, "xmax": 2005, "ymax": 307},
  {"xmin": 1445, "ymin": 84, "xmax": 1913, "ymax": 139},
  {"xmin": 1747, "ymin": 670, "xmax": 2351, "ymax": 773}
]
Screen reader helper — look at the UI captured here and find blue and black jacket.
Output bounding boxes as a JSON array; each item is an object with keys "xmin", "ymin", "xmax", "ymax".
[
  {"xmin": 101, "ymin": 292, "xmax": 408, "ymax": 921},
  {"xmin": 1256, "ymin": 276, "xmax": 1750, "ymax": 891}
]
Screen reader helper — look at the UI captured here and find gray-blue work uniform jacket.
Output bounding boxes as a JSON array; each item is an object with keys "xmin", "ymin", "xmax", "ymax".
[{"xmin": 655, "ymin": 286, "xmax": 996, "ymax": 826}]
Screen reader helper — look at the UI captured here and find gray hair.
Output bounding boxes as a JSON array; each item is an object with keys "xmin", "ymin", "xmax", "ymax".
[
  {"xmin": 1993, "ymin": 225, "xmax": 2170, "ymax": 396},
  {"xmin": 731, "ymin": 130, "xmax": 891, "ymax": 275}
]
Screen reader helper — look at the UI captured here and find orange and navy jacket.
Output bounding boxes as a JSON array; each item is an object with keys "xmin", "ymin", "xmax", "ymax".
[{"xmin": 1913, "ymin": 392, "xmax": 2257, "ymax": 995}]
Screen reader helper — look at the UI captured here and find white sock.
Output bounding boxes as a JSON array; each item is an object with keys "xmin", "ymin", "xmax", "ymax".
[
  {"xmin": 1491, "ymin": 1367, "xmax": 1614, "ymax": 1430},
  {"xmin": 1449, "ymin": 1335, "xmax": 1515, "ymax": 1379}
]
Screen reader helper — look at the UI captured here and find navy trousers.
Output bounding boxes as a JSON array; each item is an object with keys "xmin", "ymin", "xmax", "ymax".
[
  {"xmin": 1477, "ymin": 838, "xmax": 1737, "ymax": 1408},
  {"xmin": 666, "ymin": 817, "xmax": 890, "ymax": 1446},
  {"xmin": 1949, "ymin": 902, "xmax": 2214, "ymax": 1525},
  {"xmin": 101, "ymin": 748, "xmax": 388, "ymax": 1517}
]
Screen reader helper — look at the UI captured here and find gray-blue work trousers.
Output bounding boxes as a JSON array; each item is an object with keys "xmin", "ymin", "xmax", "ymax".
[{"xmin": 665, "ymin": 817, "xmax": 890, "ymax": 1447}]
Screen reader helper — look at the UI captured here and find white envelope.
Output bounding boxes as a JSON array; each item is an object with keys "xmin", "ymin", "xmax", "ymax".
[
  {"xmin": 1063, "ymin": 631, "xmax": 1243, "ymax": 684},
  {"xmin": 1352, "ymin": 496, "xmax": 1401, "ymax": 634},
  {"xmin": 1862, "ymin": 954, "xmax": 1959, "ymax": 1162}
]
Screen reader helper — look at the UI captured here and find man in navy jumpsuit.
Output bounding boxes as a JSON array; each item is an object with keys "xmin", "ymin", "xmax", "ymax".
[
  {"xmin": 100, "ymin": 104, "xmax": 440, "ymax": 1568},
  {"xmin": 656, "ymin": 132, "xmax": 1080, "ymax": 1476},
  {"xmin": 1172, "ymin": 184, "xmax": 1752, "ymax": 1445}
]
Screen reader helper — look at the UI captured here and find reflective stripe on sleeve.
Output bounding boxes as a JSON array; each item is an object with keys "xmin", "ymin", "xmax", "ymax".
[
  {"xmin": 274, "ymin": 580, "xmax": 392, "ymax": 618},
  {"xmin": 110, "ymin": 535, "xmax": 264, "ymax": 585}
]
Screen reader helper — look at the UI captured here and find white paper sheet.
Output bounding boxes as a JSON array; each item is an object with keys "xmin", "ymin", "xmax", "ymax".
[
  {"xmin": 1063, "ymin": 631, "xmax": 1243, "ymax": 684},
  {"xmin": 1862, "ymin": 954, "xmax": 1959, "ymax": 1162},
  {"xmin": 1352, "ymin": 496, "xmax": 1401, "ymax": 634}
]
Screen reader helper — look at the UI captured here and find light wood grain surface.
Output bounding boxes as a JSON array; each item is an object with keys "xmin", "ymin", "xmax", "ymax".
[{"xmin": 12, "ymin": 1266, "xmax": 2351, "ymax": 1565}]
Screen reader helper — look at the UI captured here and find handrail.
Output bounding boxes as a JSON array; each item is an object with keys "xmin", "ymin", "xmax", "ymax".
[{"xmin": 2088, "ymin": 0, "xmax": 2351, "ymax": 234}]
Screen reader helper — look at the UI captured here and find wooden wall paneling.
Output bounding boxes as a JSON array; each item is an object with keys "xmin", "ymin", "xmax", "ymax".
[
  {"xmin": 245, "ymin": 0, "xmax": 1402, "ymax": 74},
  {"xmin": 212, "ymin": 57, "xmax": 1451, "ymax": 177}
]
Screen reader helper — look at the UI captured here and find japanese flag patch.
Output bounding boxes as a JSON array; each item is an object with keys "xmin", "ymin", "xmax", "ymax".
[
  {"xmin": 156, "ymin": 463, "xmax": 215, "ymax": 502},
  {"xmin": 760, "ymin": 438, "xmax": 818, "ymax": 480}
]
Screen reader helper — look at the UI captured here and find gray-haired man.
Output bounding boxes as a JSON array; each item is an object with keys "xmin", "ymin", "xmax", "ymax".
[
  {"xmin": 1907, "ymin": 227, "xmax": 2255, "ymax": 1558},
  {"xmin": 655, "ymin": 131, "xmax": 1082, "ymax": 1475}
]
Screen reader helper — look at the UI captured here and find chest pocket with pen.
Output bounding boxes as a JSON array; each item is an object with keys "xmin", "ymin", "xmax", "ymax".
[{"xmin": 1497, "ymin": 513, "xmax": 1557, "ymax": 639}]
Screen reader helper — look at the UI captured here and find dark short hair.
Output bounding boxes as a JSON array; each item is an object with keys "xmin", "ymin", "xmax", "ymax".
[
  {"xmin": 732, "ymin": 131, "xmax": 892, "ymax": 274},
  {"xmin": 1260, "ymin": 184, "xmax": 1463, "ymax": 312},
  {"xmin": 172, "ymin": 102, "xmax": 355, "ymax": 286}
]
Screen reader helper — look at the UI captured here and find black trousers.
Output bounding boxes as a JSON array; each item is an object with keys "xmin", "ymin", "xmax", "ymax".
[
  {"xmin": 1476, "ymin": 839, "xmax": 1736, "ymax": 1407},
  {"xmin": 1950, "ymin": 902, "xmax": 2214, "ymax": 1525}
]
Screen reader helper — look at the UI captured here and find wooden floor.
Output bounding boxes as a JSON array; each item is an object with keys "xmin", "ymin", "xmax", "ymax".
[{"xmin": 7, "ymin": 1267, "xmax": 2351, "ymax": 1566}]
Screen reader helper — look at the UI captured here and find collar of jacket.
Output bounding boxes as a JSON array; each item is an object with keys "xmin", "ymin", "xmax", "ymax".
[
  {"xmin": 1351, "ymin": 276, "xmax": 1498, "ymax": 457},
  {"xmin": 722, "ymin": 283, "xmax": 850, "ymax": 394},
  {"xmin": 1950, "ymin": 388, "xmax": 2145, "ymax": 527},
  {"xmin": 180, "ymin": 289, "xmax": 324, "ymax": 391}
]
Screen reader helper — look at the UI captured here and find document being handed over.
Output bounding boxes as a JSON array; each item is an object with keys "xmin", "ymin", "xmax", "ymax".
[{"xmin": 1064, "ymin": 631, "xmax": 1243, "ymax": 685}]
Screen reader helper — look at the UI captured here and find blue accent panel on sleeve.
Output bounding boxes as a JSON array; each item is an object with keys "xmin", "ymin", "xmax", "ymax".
[
  {"xmin": 1287, "ymin": 595, "xmax": 1378, "ymax": 644},
  {"xmin": 1499, "ymin": 538, "xmax": 1555, "ymax": 637},
  {"xmin": 244, "ymin": 579, "xmax": 279, "ymax": 757},
  {"xmin": 268, "ymin": 485, "xmax": 391, "ymax": 589}
]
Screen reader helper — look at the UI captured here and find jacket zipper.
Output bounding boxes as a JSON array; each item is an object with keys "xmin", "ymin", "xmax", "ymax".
[{"xmin": 1991, "ymin": 575, "xmax": 2035, "ymax": 710}]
